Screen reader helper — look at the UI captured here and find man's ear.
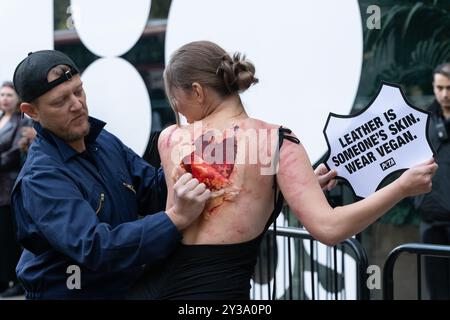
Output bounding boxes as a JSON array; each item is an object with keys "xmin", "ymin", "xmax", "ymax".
[
  {"xmin": 20, "ymin": 102, "xmax": 39, "ymax": 121},
  {"xmin": 191, "ymin": 82, "xmax": 205, "ymax": 104}
]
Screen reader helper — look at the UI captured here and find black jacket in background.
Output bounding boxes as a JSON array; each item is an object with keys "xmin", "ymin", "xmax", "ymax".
[
  {"xmin": 414, "ymin": 100, "xmax": 450, "ymax": 222},
  {"xmin": 0, "ymin": 112, "xmax": 23, "ymax": 206}
]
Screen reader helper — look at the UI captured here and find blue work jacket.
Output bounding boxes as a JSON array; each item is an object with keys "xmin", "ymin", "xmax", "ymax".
[{"xmin": 11, "ymin": 117, "xmax": 181, "ymax": 299}]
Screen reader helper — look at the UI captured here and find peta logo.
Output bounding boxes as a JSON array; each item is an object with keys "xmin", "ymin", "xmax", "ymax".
[{"xmin": 380, "ymin": 157, "xmax": 396, "ymax": 171}]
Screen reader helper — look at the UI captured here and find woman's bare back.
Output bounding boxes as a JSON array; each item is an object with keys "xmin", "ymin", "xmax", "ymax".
[{"xmin": 158, "ymin": 117, "xmax": 281, "ymax": 244}]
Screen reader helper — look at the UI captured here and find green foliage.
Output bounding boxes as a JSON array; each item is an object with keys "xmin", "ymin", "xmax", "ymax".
[
  {"xmin": 150, "ymin": 0, "xmax": 172, "ymax": 19},
  {"xmin": 54, "ymin": 0, "xmax": 70, "ymax": 30},
  {"xmin": 379, "ymin": 198, "xmax": 420, "ymax": 226},
  {"xmin": 361, "ymin": 1, "xmax": 450, "ymax": 96},
  {"xmin": 356, "ymin": 1, "xmax": 450, "ymax": 225}
]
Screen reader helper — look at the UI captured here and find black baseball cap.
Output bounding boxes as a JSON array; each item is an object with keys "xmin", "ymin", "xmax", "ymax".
[{"xmin": 13, "ymin": 50, "xmax": 80, "ymax": 103}]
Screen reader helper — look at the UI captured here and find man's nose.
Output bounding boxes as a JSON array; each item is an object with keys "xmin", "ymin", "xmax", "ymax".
[{"xmin": 69, "ymin": 95, "xmax": 83, "ymax": 112}]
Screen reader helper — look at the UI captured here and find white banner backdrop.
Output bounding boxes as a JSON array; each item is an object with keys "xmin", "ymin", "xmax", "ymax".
[
  {"xmin": 0, "ymin": 0, "xmax": 53, "ymax": 83},
  {"xmin": 165, "ymin": 0, "xmax": 363, "ymax": 164}
]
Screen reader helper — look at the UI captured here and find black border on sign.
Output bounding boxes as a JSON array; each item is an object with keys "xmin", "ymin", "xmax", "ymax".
[{"xmin": 322, "ymin": 81, "xmax": 436, "ymax": 199}]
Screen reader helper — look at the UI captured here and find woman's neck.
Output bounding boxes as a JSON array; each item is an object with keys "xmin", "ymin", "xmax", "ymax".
[
  {"xmin": 199, "ymin": 95, "xmax": 248, "ymax": 127},
  {"xmin": 1, "ymin": 110, "xmax": 14, "ymax": 117}
]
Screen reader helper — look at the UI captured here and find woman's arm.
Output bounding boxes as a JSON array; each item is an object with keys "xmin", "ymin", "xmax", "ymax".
[
  {"xmin": 158, "ymin": 125, "xmax": 180, "ymax": 211},
  {"xmin": 277, "ymin": 137, "xmax": 437, "ymax": 246}
]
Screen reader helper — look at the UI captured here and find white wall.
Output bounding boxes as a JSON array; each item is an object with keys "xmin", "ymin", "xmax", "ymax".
[
  {"xmin": 0, "ymin": 0, "xmax": 53, "ymax": 83},
  {"xmin": 166, "ymin": 0, "xmax": 363, "ymax": 164}
]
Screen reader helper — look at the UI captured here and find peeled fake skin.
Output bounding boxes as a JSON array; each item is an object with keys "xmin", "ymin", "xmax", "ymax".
[
  {"xmin": 179, "ymin": 133, "xmax": 239, "ymax": 218},
  {"xmin": 180, "ymin": 134, "xmax": 237, "ymax": 191},
  {"xmin": 181, "ymin": 153, "xmax": 231, "ymax": 191}
]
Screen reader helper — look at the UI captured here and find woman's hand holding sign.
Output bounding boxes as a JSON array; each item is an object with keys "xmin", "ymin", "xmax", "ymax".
[
  {"xmin": 315, "ymin": 163, "xmax": 338, "ymax": 191},
  {"xmin": 396, "ymin": 158, "xmax": 438, "ymax": 197},
  {"xmin": 277, "ymin": 83, "xmax": 438, "ymax": 246}
]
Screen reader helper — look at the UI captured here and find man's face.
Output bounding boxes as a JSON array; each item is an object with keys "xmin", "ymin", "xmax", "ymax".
[
  {"xmin": 34, "ymin": 75, "xmax": 90, "ymax": 143},
  {"xmin": 433, "ymin": 73, "xmax": 450, "ymax": 109}
]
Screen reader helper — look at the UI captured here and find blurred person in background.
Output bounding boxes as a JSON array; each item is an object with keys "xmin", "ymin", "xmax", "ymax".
[
  {"xmin": 414, "ymin": 63, "xmax": 450, "ymax": 300},
  {"xmin": 0, "ymin": 81, "xmax": 26, "ymax": 298}
]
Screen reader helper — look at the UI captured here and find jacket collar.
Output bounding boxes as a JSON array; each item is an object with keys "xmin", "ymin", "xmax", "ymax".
[
  {"xmin": 33, "ymin": 116, "xmax": 106, "ymax": 162},
  {"xmin": 428, "ymin": 100, "xmax": 444, "ymax": 118}
]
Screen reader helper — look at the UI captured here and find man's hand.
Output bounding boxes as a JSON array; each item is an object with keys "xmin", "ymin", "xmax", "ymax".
[
  {"xmin": 18, "ymin": 127, "xmax": 36, "ymax": 152},
  {"xmin": 314, "ymin": 163, "xmax": 338, "ymax": 191},
  {"xmin": 166, "ymin": 169, "xmax": 211, "ymax": 231}
]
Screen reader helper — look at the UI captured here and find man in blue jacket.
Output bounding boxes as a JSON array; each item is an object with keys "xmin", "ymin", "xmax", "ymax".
[{"xmin": 11, "ymin": 50, "xmax": 210, "ymax": 299}]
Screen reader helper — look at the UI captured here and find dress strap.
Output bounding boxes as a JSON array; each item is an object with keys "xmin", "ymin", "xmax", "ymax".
[
  {"xmin": 261, "ymin": 126, "xmax": 300, "ymax": 300},
  {"xmin": 263, "ymin": 126, "xmax": 300, "ymax": 231}
]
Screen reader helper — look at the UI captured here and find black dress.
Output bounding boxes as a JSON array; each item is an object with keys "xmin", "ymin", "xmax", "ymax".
[{"xmin": 127, "ymin": 127, "xmax": 300, "ymax": 300}]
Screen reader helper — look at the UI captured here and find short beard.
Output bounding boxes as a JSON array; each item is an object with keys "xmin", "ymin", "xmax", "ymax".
[
  {"xmin": 63, "ymin": 122, "xmax": 91, "ymax": 142},
  {"xmin": 441, "ymin": 101, "xmax": 450, "ymax": 108}
]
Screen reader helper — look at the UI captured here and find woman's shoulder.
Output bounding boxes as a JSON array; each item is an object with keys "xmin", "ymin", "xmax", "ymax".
[
  {"xmin": 239, "ymin": 118, "xmax": 299, "ymax": 138},
  {"xmin": 158, "ymin": 124, "xmax": 182, "ymax": 149},
  {"xmin": 239, "ymin": 117, "xmax": 280, "ymax": 130},
  {"xmin": 157, "ymin": 124, "xmax": 196, "ymax": 161}
]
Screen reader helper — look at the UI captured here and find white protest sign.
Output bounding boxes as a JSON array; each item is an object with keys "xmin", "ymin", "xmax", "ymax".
[{"xmin": 323, "ymin": 82, "xmax": 434, "ymax": 198}]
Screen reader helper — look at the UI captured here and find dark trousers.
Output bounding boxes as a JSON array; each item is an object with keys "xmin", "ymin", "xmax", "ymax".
[
  {"xmin": 0, "ymin": 205, "xmax": 21, "ymax": 285},
  {"xmin": 420, "ymin": 221, "xmax": 450, "ymax": 300}
]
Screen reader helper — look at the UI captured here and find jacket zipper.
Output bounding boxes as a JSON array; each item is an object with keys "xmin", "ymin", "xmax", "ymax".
[
  {"xmin": 95, "ymin": 193, "xmax": 105, "ymax": 214},
  {"xmin": 122, "ymin": 182, "xmax": 136, "ymax": 194}
]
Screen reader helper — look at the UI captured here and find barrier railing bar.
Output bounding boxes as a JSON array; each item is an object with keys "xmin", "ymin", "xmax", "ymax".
[
  {"xmin": 417, "ymin": 254, "xmax": 421, "ymax": 300},
  {"xmin": 334, "ymin": 246, "xmax": 338, "ymax": 300},
  {"xmin": 266, "ymin": 235, "xmax": 271, "ymax": 300},
  {"xmin": 266, "ymin": 226, "xmax": 369, "ymax": 300},
  {"xmin": 310, "ymin": 239, "xmax": 315, "ymax": 300},
  {"xmin": 288, "ymin": 236, "xmax": 293, "ymax": 300},
  {"xmin": 383, "ymin": 243, "xmax": 450, "ymax": 300}
]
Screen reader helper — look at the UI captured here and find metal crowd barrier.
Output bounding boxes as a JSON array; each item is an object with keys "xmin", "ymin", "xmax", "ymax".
[
  {"xmin": 383, "ymin": 243, "xmax": 450, "ymax": 300},
  {"xmin": 251, "ymin": 225, "xmax": 370, "ymax": 300}
]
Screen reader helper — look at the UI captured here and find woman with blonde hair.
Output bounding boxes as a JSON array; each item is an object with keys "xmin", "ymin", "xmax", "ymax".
[{"xmin": 130, "ymin": 40, "xmax": 437, "ymax": 299}]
